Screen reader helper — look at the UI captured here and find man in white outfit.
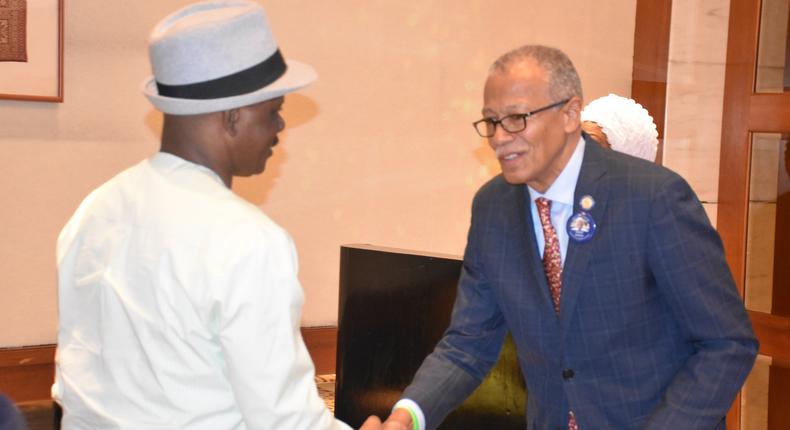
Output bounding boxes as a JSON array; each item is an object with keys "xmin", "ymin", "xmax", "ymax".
[{"xmin": 53, "ymin": 2, "xmax": 400, "ymax": 429}]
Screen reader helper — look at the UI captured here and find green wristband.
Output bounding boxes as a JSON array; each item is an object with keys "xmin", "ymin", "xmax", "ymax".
[{"xmin": 404, "ymin": 407, "xmax": 419, "ymax": 430}]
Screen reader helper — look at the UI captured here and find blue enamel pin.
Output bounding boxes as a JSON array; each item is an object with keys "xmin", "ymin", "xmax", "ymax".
[{"xmin": 567, "ymin": 195, "xmax": 597, "ymax": 242}]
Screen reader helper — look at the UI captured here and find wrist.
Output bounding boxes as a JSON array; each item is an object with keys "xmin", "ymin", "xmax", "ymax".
[
  {"xmin": 389, "ymin": 407, "xmax": 413, "ymax": 428},
  {"xmin": 392, "ymin": 398, "xmax": 424, "ymax": 430}
]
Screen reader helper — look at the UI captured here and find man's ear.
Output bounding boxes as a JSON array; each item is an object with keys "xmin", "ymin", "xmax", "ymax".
[
  {"xmin": 222, "ymin": 108, "xmax": 241, "ymax": 137},
  {"xmin": 563, "ymin": 96, "xmax": 583, "ymax": 133}
]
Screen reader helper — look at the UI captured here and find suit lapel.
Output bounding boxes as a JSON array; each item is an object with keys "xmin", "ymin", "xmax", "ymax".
[
  {"xmin": 560, "ymin": 138, "xmax": 609, "ymax": 332},
  {"xmin": 502, "ymin": 181, "xmax": 555, "ymax": 315}
]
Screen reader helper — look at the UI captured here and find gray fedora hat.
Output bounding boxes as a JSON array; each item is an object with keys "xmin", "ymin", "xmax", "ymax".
[{"xmin": 142, "ymin": 0, "xmax": 316, "ymax": 115}]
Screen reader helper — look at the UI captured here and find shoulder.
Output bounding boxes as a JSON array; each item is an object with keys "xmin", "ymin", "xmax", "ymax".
[
  {"xmin": 221, "ymin": 197, "xmax": 291, "ymax": 245},
  {"xmin": 595, "ymin": 144, "xmax": 691, "ymax": 199},
  {"xmin": 473, "ymin": 174, "xmax": 521, "ymax": 208},
  {"xmin": 592, "ymin": 147, "xmax": 709, "ymax": 228},
  {"xmin": 179, "ymin": 186, "xmax": 295, "ymax": 257},
  {"xmin": 58, "ymin": 161, "xmax": 148, "ymax": 244}
]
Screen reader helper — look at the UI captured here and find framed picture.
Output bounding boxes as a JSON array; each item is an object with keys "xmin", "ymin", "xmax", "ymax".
[{"xmin": 0, "ymin": 0, "xmax": 63, "ymax": 102}]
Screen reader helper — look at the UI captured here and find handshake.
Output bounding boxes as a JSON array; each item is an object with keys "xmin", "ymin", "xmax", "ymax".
[{"xmin": 358, "ymin": 408, "xmax": 413, "ymax": 430}]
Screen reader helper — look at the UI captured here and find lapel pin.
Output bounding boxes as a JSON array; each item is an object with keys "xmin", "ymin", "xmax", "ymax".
[
  {"xmin": 580, "ymin": 195, "xmax": 595, "ymax": 211},
  {"xmin": 567, "ymin": 195, "xmax": 597, "ymax": 242}
]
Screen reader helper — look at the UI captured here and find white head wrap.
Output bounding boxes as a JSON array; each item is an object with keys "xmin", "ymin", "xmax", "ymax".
[{"xmin": 580, "ymin": 94, "xmax": 659, "ymax": 162}]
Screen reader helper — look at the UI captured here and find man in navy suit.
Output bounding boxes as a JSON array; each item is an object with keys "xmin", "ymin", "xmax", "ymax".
[{"xmin": 375, "ymin": 45, "xmax": 758, "ymax": 430}]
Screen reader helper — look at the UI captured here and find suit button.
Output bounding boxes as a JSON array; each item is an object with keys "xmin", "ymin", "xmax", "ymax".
[{"xmin": 562, "ymin": 368, "xmax": 575, "ymax": 380}]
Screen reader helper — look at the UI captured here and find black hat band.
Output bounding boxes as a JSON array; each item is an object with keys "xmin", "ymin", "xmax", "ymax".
[{"xmin": 156, "ymin": 49, "xmax": 287, "ymax": 100}]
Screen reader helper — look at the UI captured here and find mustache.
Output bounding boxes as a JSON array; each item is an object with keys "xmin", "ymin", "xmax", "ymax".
[{"xmin": 494, "ymin": 144, "xmax": 523, "ymax": 159}]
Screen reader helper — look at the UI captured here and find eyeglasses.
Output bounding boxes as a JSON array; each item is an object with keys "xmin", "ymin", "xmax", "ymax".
[{"xmin": 472, "ymin": 99, "xmax": 570, "ymax": 137}]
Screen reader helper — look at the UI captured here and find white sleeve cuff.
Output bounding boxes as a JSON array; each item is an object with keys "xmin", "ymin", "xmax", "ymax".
[{"xmin": 392, "ymin": 398, "xmax": 426, "ymax": 430}]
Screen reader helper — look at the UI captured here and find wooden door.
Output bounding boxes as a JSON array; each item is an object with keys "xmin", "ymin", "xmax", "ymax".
[{"xmin": 719, "ymin": 0, "xmax": 790, "ymax": 429}]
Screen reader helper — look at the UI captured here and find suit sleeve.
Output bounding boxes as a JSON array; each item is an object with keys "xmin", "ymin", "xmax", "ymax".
[
  {"xmin": 642, "ymin": 173, "xmax": 758, "ymax": 428},
  {"xmin": 402, "ymin": 193, "xmax": 508, "ymax": 430}
]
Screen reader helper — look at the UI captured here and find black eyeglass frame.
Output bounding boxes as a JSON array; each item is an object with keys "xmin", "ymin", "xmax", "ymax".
[{"xmin": 472, "ymin": 98, "xmax": 571, "ymax": 137}]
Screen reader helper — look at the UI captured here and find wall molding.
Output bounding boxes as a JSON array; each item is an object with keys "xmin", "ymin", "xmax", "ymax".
[
  {"xmin": 0, "ymin": 345, "xmax": 55, "ymax": 403},
  {"xmin": 630, "ymin": 0, "xmax": 672, "ymax": 165},
  {"xmin": 0, "ymin": 326, "xmax": 338, "ymax": 403},
  {"xmin": 301, "ymin": 326, "xmax": 338, "ymax": 375}
]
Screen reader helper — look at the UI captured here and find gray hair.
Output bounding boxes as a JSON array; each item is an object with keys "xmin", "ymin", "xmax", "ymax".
[{"xmin": 489, "ymin": 45, "xmax": 583, "ymax": 102}]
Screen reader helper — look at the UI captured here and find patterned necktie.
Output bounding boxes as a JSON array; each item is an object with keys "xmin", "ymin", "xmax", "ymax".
[
  {"xmin": 535, "ymin": 197, "xmax": 562, "ymax": 314},
  {"xmin": 535, "ymin": 198, "xmax": 579, "ymax": 430}
]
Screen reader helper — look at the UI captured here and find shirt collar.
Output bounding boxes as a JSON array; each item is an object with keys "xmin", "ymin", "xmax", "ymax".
[
  {"xmin": 150, "ymin": 151, "xmax": 226, "ymax": 187},
  {"xmin": 527, "ymin": 136, "xmax": 586, "ymax": 206}
]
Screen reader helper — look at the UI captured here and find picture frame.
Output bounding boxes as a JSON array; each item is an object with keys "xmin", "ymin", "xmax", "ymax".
[{"xmin": 0, "ymin": 0, "xmax": 63, "ymax": 102}]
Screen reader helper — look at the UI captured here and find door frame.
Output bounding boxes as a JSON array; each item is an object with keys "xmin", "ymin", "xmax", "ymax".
[{"xmin": 718, "ymin": 0, "xmax": 790, "ymax": 429}]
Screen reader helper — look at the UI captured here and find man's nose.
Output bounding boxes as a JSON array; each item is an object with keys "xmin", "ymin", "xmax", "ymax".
[{"xmin": 488, "ymin": 124, "xmax": 514, "ymax": 148}]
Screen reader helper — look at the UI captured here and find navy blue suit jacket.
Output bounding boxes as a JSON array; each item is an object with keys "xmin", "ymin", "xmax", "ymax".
[{"xmin": 403, "ymin": 136, "xmax": 758, "ymax": 429}]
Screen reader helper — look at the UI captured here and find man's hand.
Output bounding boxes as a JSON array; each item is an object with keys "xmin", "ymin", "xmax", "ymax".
[
  {"xmin": 358, "ymin": 415, "xmax": 407, "ymax": 430},
  {"xmin": 358, "ymin": 407, "xmax": 414, "ymax": 430}
]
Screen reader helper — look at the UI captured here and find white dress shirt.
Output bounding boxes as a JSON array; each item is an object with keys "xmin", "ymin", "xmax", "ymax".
[
  {"xmin": 527, "ymin": 137, "xmax": 586, "ymax": 266},
  {"xmin": 53, "ymin": 152, "xmax": 350, "ymax": 430}
]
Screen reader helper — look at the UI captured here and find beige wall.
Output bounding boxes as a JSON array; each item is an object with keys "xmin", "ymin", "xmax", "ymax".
[
  {"xmin": 663, "ymin": 0, "xmax": 731, "ymax": 226},
  {"xmin": 0, "ymin": 0, "xmax": 637, "ymax": 346}
]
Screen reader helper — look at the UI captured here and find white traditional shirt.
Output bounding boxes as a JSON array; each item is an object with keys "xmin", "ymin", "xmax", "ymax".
[{"xmin": 53, "ymin": 152, "xmax": 350, "ymax": 430}]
